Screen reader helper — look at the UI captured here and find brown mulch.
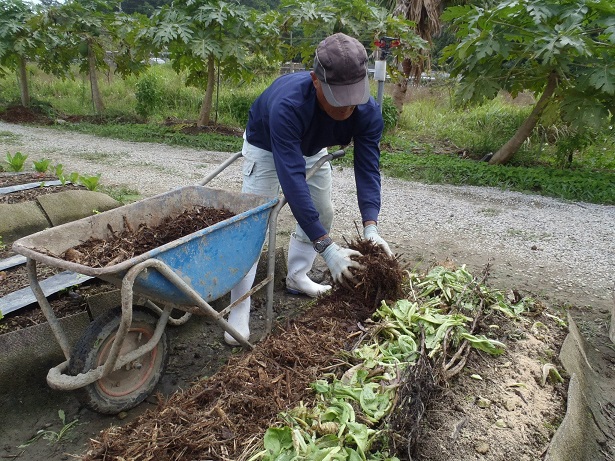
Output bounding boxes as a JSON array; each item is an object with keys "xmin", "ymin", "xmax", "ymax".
[
  {"xmin": 61, "ymin": 206, "xmax": 236, "ymax": 268},
  {"xmin": 84, "ymin": 241, "xmax": 405, "ymax": 461},
  {"xmin": 0, "ymin": 105, "xmax": 55, "ymax": 125},
  {"xmin": 162, "ymin": 117, "xmax": 244, "ymax": 137},
  {"xmin": 0, "ymin": 173, "xmax": 57, "ymax": 187},
  {"xmin": 0, "ymin": 282, "xmax": 112, "ymax": 333}
]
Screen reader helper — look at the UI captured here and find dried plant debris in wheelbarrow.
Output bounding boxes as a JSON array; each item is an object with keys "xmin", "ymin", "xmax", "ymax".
[
  {"xmin": 61, "ymin": 205, "xmax": 235, "ymax": 267},
  {"xmin": 83, "ymin": 239, "xmax": 407, "ymax": 461}
]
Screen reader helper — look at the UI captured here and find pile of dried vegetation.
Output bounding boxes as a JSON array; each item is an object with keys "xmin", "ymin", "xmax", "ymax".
[
  {"xmin": 61, "ymin": 206, "xmax": 235, "ymax": 267},
  {"xmin": 82, "ymin": 241, "xmax": 547, "ymax": 461}
]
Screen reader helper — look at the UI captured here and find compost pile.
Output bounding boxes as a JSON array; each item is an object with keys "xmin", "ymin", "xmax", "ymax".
[
  {"xmin": 60, "ymin": 205, "xmax": 235, "ymax": 267},
  {"xmin": 83, "ymin": 240, "xmax": 406, "ymax": 461}
]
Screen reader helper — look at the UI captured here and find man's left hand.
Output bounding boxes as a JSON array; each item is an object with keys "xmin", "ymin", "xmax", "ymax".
[{"xmin": 363, "ymin": 224, "xmax": 393, "ymax": 257}]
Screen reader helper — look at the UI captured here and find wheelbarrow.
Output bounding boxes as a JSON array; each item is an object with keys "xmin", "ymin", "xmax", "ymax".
[{"xmin": 11, "ymin": 149, "xmax": 345, "ymax": 414}]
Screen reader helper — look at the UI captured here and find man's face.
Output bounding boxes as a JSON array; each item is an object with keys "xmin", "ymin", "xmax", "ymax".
[{"xmin": 310, "ymin": 72, "xmax": 356, "ymax": 121}]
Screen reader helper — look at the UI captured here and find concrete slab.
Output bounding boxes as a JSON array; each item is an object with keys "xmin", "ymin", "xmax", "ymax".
[
  {"xmin": 37, "ymin": 190, "xmax": 121, "ymax": 227},
  {"xmin": 0, "ymin": 201, "xmax": 50, "ymax": 244},
  {"xmin": 0, "ymin": 271, "xmax": 94, "ymax": 316}
]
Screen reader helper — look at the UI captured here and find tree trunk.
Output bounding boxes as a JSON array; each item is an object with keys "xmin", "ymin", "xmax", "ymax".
[
  {"xmin": 489, "ymin": 71, "xmax": 558, "ymax": 165},
  {"xmin": 88, "ymin": 40, "xmax": 105, "ymax": 114},
  {"xmin": 17, "ymin": 57, "xmax": 30, "ymax": 107},
  {"xmin": 197, "ymin": 55, "xmax": 216, "ymax": 128},
  {"xmin": 392, "ymin": 79, "xmax": 407, "ymax": 113},
  {"xmin": 391, "ymin": 57, "xmax": 413, "ymax": 113}
]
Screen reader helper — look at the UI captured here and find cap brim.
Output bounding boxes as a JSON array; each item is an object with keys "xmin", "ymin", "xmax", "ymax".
[{"xmin": 320, "ymin": 76, "xmax": 370, "ymax": 107}]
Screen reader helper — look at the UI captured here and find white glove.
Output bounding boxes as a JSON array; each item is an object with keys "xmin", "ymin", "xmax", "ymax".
[
  {"xmin": 363, "ymin": 224, "xmax": 393, "ymax": 257},
  {"xmin": 321, "ymin": 243, "xmax": 364, "ymax": 285}
]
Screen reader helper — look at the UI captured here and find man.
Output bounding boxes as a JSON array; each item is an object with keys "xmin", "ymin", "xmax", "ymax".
[{"xmin": 225, "ymin": 32, "xmax": 392, "ymax": 345}]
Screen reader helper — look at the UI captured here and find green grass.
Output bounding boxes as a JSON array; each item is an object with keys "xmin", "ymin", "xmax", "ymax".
[
  {"xmin": 367, "ymin": 150, "xmax": 615, "ymax": 204},
  {"xmin": 0, "ymin": 130, "xmax": 21, "ymax": 144},
  {"xmin": 1, "ymin": 65, "xmax": 613, "ymax": 205},
  {"xmin": 390, "ymin": 85, "xmax": 615, "ymax": 170},
  {"xmin": 99, "ymin": 185, "xmax": 142, "ymax": 204},
  {"xmin": 50, "ymin": 122, "xmax": 244, "ymax": 152},
  {"xmin": 395, "ymin": 94, "xmax": 527, "ymax": 156}
]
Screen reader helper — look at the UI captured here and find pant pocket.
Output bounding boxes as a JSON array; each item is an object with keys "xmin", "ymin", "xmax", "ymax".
[{"xmin": 242, "ymin": 159, "xmax": 255, "ymax": 177}]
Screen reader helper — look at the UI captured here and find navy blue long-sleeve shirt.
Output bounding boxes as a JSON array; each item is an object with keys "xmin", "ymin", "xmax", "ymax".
[{"xmin": 245, "ymin": 71, "xmax": 384, "ymax": 241}]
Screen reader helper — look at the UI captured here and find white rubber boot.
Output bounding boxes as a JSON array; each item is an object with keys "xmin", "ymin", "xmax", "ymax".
[
  {"xmin": 224, "ymin": 261, "xmax": 257, "ymax": 346},
  {"xmin": 286, "ymin": 234, "xmax": 332, "ymax": 297}
]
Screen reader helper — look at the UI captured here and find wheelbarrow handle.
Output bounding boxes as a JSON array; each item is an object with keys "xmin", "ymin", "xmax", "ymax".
[
  {"xmin": 306, "ymin": 149, "xmax": 345, "ymax": 181},
  {"xmin": 199, "ymin": 150, "xmax": 243, "ymax": 186},
  {"xmin": 329, "ymin": 149, "xmax": 346, "ymax": 160},
  {"xmin": 199, "ymin": 149, "xmax": 345, "ymax": 186},
  {"xmin": 263, "ymin": 148, "xmax": 344, "ymax": 335}
]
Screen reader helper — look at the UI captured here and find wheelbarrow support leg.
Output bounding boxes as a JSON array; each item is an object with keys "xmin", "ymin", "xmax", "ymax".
[
  {"xmin": 26, "ymin": 258, "xmax": 72, "ymax": 359},
  {"xmin": 124, "ymin": 259, "xmax": 255, "ymax": 349}
]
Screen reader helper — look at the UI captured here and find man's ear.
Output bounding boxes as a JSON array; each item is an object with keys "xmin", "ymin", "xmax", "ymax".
[{"xmin": 310, "ymin": 71, "xmax": 319, "ymax": 87}]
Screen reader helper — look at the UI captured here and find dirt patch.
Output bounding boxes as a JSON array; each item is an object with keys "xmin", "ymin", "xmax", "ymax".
[
  {"xmin": 0, "ymin": 105, "xmax": 55, "ymax": 125},
  {"xmin": 1, "ymin": 171, "xmax": 570, "ymax": 461},
  {"xmin": 0, "ymin": 173, "xmax": 57, "ymax": 187},
  {"xmin": 0, "ymin": 106, "xmax": 244, "ymax": 138},
  {"xmin": 79, "ymin": 245, "xmax": 570, "ymax": 461},
  {"xmin": 0, "ymin": 273, "xmax": 112, "ymax": 333},
  {"xmin": 162, "ymin": 117, "xmax": 244, "ymax": 137},
  {"xmin": 0, "ymin": 173, "xmax": 86, "ymax": 204}
]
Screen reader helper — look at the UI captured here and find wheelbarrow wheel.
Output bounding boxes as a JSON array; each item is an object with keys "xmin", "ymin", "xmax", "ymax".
[{"xmin": 68, "ymin": 305, "xmax": 169, "ymax": 415}]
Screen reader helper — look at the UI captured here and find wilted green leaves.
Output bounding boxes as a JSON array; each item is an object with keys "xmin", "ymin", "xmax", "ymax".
[{"xmin": 252, "ymin": 265, "xmax": 530, "ymax": 461}]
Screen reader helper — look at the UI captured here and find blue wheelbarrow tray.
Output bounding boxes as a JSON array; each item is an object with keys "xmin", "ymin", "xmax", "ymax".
[{"xmin": 13, "ymin": 186, "xmax": 279, "ymax": 307}]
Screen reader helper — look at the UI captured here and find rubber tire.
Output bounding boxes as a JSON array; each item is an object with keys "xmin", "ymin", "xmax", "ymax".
[{"xmin": 68, "ymin": 306, "xmax": 169, "ymax": 415}]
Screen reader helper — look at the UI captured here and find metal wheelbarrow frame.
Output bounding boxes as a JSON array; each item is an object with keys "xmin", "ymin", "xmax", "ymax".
[{"xmin": 11, "ymin": 149, "xmax": 344, "ymax": 414}]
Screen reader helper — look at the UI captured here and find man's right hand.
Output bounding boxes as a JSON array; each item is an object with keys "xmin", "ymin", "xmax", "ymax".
[{"xmin": 321, "ymin": 243, "xmax": 364, "ymax": 285}]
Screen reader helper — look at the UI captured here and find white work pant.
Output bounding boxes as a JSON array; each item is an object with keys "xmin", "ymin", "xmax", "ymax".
[{"xmin": 241, "ymin": 138, "xmax": 334, "ymax": 242}]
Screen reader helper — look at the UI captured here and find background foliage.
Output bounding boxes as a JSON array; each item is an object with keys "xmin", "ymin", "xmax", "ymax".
[{"xmin": 0, "ymin": 0, "xmax": 613, "ymax": 205}]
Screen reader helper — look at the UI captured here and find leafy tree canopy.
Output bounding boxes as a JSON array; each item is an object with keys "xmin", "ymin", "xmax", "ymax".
[
  {"xmin": 145, "ymin": 0, "xmax": 268, "ymax": 86},
  {"xmin": 441, "ymin": 0, "xmax": 615, "ymax": 131},
  {"xmin": 237, "ymin": 0, "xmax": 280, "ymax": 11},
  {"xmin": 0, "ymin": 0, "xmax": 35, "ymax": 74},
  {"xmin": 278, "ymin": 0, "xmax": 426, "ymax": 67},
  {"xmin": 117, "ymin": 0, "xmax": 279, "ymax": 15},
  {"xmin": 120, "ymin": 0, "xmax": 171, "ymax": 15}
]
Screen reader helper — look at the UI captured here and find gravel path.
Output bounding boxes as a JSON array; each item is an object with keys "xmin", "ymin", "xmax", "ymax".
[{"xmin": 2, "ymin": 121, "xmax": 614, "ymax": 312}]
